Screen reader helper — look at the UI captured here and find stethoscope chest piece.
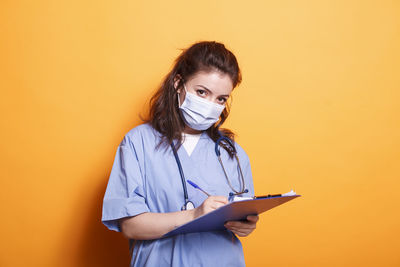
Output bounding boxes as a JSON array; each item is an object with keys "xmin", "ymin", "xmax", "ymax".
[{"xmin": 182, "ymin": 201, "xmax": 195, "ymax": 211}]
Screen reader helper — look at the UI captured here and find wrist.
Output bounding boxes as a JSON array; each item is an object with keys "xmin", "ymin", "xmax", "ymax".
[{"xmin": 190, "ymin": 207, "xmax": 198, "ymax": 220}]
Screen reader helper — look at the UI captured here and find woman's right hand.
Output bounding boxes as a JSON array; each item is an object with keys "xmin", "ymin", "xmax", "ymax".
[{"xmin": 193, "ymin": 196, "xmax": 228, "ymax": 219}]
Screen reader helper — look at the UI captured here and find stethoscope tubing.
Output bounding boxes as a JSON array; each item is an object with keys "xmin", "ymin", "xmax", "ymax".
[
  {"xmin": 170, "ymin": 142, "xmax": 190, "ymax": 210},
  {"xmin": 215, "ymin": 135, "xmax": 247, "ymax": 195}
]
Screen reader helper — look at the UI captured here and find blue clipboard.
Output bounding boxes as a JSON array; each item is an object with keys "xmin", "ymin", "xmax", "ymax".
[{"xmin": 163, "ymin": 194, "xmax": 301, "ymax": 238}]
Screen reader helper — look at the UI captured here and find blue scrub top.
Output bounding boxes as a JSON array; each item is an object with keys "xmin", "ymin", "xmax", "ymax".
[{"xmin": 102, "ymin": 123, "xmax": 254, "ymax": 267}]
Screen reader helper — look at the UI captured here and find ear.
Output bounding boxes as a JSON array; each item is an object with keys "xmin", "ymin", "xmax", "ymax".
[{"xmin": 173, "ymin": 74, "xmax": 183, "ymax": 93}]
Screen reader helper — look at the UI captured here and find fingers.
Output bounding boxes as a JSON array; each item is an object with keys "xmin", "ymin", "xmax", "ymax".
[
  {"xmin": 225, "ymin": 220, "xmax": 256, "ymax": 230},
  {"xmin": 195, "ymin": 196, "xmax": 229, "ymax": 218},
  {"xmin": 246, "ymin": 215, "xmax": 259, "ymax": 223},
  {"xmin": 225, "ymin": 224, "xmax": 254, "ymax": 237},
  {"xmin": 227, "ymin": 227, "xmax": 250, "ymax": 237},
  {"xmin": 205, "ymin": 202, "xmax": 225, "ymax": 212},
  {"xmin": 210, "ymin": 202, "xmax": 225, "ymax": 210},
  {"xmin": 224, "ymin": 216, "xmax": 259, "ymax": 237},
  {"xmin": 208, "ymin": 196, "xmax": 229, "ymax": 205},
  {"xmin": 204, "ymin": 196, "xmax": 228, "ymax": 210}
]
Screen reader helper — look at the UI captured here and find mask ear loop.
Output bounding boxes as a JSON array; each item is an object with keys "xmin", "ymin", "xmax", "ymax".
[
  {"xmin": 176, "ymin": 78, "xmax": 185, "ymax": 107},
  {"xmin": 177, "ymin": 92, "xmax": 181, "ymax": 107}
]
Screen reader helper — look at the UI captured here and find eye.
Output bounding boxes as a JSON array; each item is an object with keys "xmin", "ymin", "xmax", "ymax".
[
  {"xmin": 196, "ymin": 89, "xmax": 207, "ymax": 97},
  {"xmin": 217, "ymin": 97, "xmax": 227, "ymax": 104}
]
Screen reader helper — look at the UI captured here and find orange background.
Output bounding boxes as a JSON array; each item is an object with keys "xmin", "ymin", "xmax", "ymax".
[{"xmin": 1, "ymin": 1, "xmax": 399, "ymax": 266}]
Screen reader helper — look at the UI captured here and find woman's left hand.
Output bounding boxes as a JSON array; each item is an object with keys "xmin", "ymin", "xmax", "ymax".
[{"xmin": 224, "ymin": 215, "xmax": 259, "ymax": 237}]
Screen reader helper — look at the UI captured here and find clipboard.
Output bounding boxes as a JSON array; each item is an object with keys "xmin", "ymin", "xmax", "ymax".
[{"xmin": 163, "ymin": 194, "xmax": 301, "ymax": 237}]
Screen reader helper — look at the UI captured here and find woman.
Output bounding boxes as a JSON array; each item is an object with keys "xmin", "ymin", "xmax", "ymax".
[{"xmin": 102, "ymin": 41, "xmax": 259, "ymax": 266}]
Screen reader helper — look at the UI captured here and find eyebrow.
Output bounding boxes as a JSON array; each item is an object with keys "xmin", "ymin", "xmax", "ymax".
[{"xmin": 195, "ymin": 85, "xmax": 230, "ymax": 98}]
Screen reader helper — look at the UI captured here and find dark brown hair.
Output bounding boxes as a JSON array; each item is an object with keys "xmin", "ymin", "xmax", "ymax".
[{"xmin": 144, "ymin": 41, "xmax": 242, "ymax": 156}]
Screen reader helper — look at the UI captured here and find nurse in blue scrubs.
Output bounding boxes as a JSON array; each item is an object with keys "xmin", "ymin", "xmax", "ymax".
[{"xmin": 102, "ymin": 41, "xmax": 259, "ymax": 266}]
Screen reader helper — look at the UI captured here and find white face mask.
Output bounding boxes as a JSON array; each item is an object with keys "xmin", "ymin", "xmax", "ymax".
[{"xmin": 178, "ymin": 83, "xmax": 225, "ymax": 131}]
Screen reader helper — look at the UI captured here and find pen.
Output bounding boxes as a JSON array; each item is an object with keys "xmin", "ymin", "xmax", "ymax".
[{"xmin": 187, "ymin": 180, "xmax": 211, "ymax": 197}]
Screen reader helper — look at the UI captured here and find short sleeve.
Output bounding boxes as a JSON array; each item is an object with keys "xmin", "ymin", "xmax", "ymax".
[{"xmin": 101, "ymin": 135, "xmax": 149, "ymax": 232}]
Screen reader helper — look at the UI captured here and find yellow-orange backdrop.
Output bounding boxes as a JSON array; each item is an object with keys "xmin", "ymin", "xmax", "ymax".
[{"xmin": 1, "ymin": 0, "xmax": 399, "ymax": 266}]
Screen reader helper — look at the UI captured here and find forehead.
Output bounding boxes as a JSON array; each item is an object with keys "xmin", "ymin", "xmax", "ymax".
[{"xmin": 186, "ymin": 70, "xmax": 234, "ymax": 95}]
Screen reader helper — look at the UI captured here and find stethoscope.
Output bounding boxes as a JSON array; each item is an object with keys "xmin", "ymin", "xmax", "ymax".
[{"xmin": 171, "ymin": 132, "xmax": 248, "ymax": 210}]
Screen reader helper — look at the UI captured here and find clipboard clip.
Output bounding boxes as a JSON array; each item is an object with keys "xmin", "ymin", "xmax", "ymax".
[
  {"xmin": 254, "ymin": 190, "xmax": 297, "ymax": 199},
  {"xmin": 253, "ymin": 194, "xmax": 282, "ymax": 199}
]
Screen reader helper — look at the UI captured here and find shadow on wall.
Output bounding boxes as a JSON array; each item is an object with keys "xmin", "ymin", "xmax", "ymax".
[
  {"xmin": 75, "ymin": 176, "xmax": 130, "ymax": 267},
  {"xmin": 61, "ymin": 174, "xmax": 130, "ymax": 267},
  {"xmin": 63, "ymin": 118, "xmax": 145, "ymax": 266}
]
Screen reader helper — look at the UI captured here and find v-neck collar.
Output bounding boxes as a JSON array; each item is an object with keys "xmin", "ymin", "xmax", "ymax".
[
  {"xmin": 175, "ymin": 131, "xmax": 209, "ymax": 174},
  {"xmin": 180, "ymin": 131, "xmax": 207, "ymax": 158},
  {"xmin": 182, "ymin": 132, "xmax": 201, "ymax": 157}
]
